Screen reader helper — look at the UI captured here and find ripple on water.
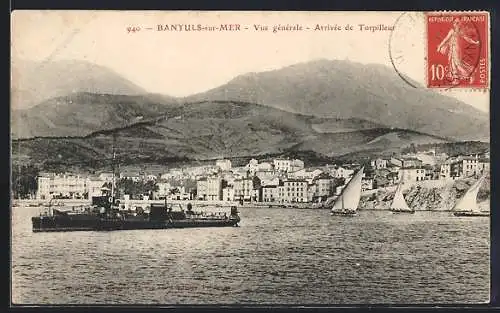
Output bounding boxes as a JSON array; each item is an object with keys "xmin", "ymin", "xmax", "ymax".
[{"xmin": 11, "ymin": 208, "xmax": 490, "ymax": 304}]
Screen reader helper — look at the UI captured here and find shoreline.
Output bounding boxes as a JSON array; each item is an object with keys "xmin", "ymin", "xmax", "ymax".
[{"xmin": 12, "ymin": 199, "xmax": 462, "ymax": 212}]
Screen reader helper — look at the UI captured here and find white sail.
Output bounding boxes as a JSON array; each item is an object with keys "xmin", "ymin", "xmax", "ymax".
[
  {"xmin": 331, "ymin": 167, "xmax": 364, "ymax": 212},
  {"xmin": 390, "ymin": 183, "xmax": 412, "ymax": 212},
  {"xmin": 453, "ymin": 175, "xmax": 485, "ymax": 212}
]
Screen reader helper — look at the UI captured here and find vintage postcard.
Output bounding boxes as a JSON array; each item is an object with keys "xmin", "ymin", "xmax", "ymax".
[{"xmin": 11, "ymin": 11, "xmax": 491, "ymax": 305}]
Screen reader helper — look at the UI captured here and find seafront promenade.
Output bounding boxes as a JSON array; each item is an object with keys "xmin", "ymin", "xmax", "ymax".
[{"xmin": 12, "ymin": 199, "xmax": 318, "ymax": 209}]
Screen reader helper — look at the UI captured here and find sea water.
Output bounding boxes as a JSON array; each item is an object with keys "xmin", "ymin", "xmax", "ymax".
[{"xmin": 11, "ymin": 207, "xmax": 490, "ymax": 304}]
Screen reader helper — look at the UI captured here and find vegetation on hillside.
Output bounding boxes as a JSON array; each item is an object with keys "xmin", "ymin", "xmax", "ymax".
[
  {"xmin": 400, "ymin": 141, "xmax": 489, "ymax": 157},
  {"xmin": 11, "ymin": 164, "xmax": 39, "ymax": 199}
]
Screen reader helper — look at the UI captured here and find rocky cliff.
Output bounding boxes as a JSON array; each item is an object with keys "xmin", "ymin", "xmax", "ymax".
[{"xmin": 359, "ymin": 177, "xmax": 490, "ymax": 211}]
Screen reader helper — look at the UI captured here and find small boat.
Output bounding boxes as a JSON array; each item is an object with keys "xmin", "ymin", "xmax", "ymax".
[
  {"xmin": 328, "ymin": 167, "xmax": 364, "ymax": 216},
  {"xmin": 390, "ymin": 182, "xmax": 415, "ymax": 214},
  {"xmin": 452, "ymin": 174, "xmax": 489, "ymax": 217}
]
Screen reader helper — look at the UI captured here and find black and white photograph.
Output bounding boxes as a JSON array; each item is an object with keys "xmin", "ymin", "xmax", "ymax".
[{"xmin": 10, "ymin": 11, "xmax": 491, "ymax": 305}]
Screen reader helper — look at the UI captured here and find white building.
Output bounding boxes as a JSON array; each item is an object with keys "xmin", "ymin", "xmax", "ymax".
[
  {"xmin": 478, "ymin": 158, "xmax": 490, "ymax": 175},
  {"xmin": 255, "ymin": 170, "xmax": 276, "ymax": 181},
  {"xmin": 261, "ymin": 177, "xmax": 280, "ymax": 187},
  {"xmin": 87, "ymin": 178, "xmax": 106, "ymax": 198},
  {"xmin": 216, "ymin": 159, "xmax": 232, "ymax": 171},
  {"xmin": 312, "ymin": 173, "xmax": 335, "ymax": 199},
  {"xmin": 289, "ymin": 168, "xmax": 323, "ymax": 182},
  {"xmin": 246, "ymin": 159, "xmax": 259, "ymax": 174},
  {"xmin": 399, "ymin": 167, "xmax": 426, "ymax": 182},
  {"xmin": 196, "ymin": 178, "xmax": 208, "ymax": 200},
  {"xmin": 361, "ymin": 178, "xmax": 374, "ymax": 191},
  {"xmin": 156, "ymin": 181, "xmax": 172, "ymax": 198},
  {"xmin": 332, "ymin": 166, "xmax": 354, "ymax": 179},
  {"xmin": 222, "ymin": 186, "xmax": 235, "ymax": 201},
  {"xmin": 440, "ymin": 162, "xmax": 452, "ymax": 179},
  {"xmin": 371, "ymin": 158, "xmax": 388, "ymax": 169},
  {"xmin": 206, "ymin": 176, "xmax": 222, "ymax": 200},
  {"xmin": 234, "ymin": 178, "xmax": 254, "ymax": 201},
  {"xmin": 36, "ymin": 173, "xmax": 92, "ymax": 200},
  {"xmin": 290, "ymin": 159, "xmax": 305, "ymax": 172},
  {"xmin": 280, "ymin": 179, "xmax": 308, "ymax": 203},
  {"xmin": 262, "ymin": 185, "xmax": 279, "ymax": 202},
  {"xmin": 273, "ymin": 158, "xmax": 291, "ymax": 172},
  {"xmin": 145, "ymin": 174, "xmax": 158, "ymax": 181},
  {"xmin": 98, "ymin": 172, "xmax": 114, "ymax": 182},
  {"xmin": 120, "ymin": 171, "xmax": 141, "ymax": 182},
  {"xmin": 258, "ymin": 162, "xmax": 272, "ymax": 170}
]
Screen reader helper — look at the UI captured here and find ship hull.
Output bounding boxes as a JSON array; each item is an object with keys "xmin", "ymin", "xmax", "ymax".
[
  {"xmin": 32, "ymin": 216, "xmax": 240, "ymax": 232},
  {"xmin": 391, "ymin": 210, "xmax": 415, "ymax": 214},
  {"xmin": 453, "ymin": 211, "xmax": 489, "ymax": 217},
  {"xmin": 330, "ymin": 210, "xmax": 357, "ymax": 216}
]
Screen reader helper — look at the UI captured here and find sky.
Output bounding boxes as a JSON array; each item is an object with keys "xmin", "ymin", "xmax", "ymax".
[{"xmin": 11, "ymin": 10, "xmax": 489, "ymax": 112}]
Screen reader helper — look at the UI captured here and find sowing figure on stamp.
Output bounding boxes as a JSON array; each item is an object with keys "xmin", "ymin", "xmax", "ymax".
[{"xmin": 436, "ymin": 18, "xmax": 480, "ymax": 85}]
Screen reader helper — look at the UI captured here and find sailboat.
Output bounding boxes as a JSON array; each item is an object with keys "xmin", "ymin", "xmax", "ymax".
[
  {"xmin": 452, "ymin": 174, "xmax": 489, "ymax": 217},
  {"xmin": 390, "ymin": 182, "xmax": 415, "ymax": 214},
  {"xmin": 329, "ymin": 167, "xmax": 364, "ymax": 216}
]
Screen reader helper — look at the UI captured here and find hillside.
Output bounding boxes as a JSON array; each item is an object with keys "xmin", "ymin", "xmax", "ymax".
[
  {"xmin": 11, "ymin": 92, "xmax": 181, "ymax": 139},
  {"xmin": 360, "ymin": 177, "xmax": 490, "ymax": 211},
  {"xmin": 12, "ymin": 101, "xmax": 449, "ymax": 171},
  {"xmin": 186, "ymin": 59, "xmax": 489, "ymax": 141},
  {"xmin": 11, "ymin": 59, "xmax": 489, "ymax": 142},
  {"xmin": 11, "ymin": 59, "xmax": 154, "ymax": 111}
]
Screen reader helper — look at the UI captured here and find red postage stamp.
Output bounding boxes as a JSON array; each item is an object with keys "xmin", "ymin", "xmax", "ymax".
[{"xmin": 426, "ymin": 12, "xmax": 489, "ymax": 88}]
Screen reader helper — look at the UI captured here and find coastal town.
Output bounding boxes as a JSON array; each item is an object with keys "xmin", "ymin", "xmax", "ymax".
[{"xmin": 26, "ymin": 148, "xmax": 490, "ymax": 207}]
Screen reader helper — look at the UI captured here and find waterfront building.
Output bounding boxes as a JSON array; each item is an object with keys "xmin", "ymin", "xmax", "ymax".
[
  {"xmin": 262, "ymin": 185, "xmax": 279, "ymax": 202},
  {"xmin": 36, "ymin": 173, "xmax": 89, "ymax": 200},
  {"xmin": 206, "ymin": 176, "xmax": 222, "ymax": 201},
  {"xmin": 87, "ymin": 177, "xmax": 106, "ymax": 198},
  {"xmin": 280, "ymin": 179, "xmax": 308, "ymax": 203},
  {"xmin": 234, "ymin": 178, "xmax": 254, "ymax": 201},
  {"xmin": 312, "ymin": 173, "xmax": 335, "ymax": 199},
  {"xmin": 222, "ymin": 186, "xmax": 235, "ymax": 201},
  {"xmin": 196, "ymin": 178, "xmax": 208, "ymax": 200}
]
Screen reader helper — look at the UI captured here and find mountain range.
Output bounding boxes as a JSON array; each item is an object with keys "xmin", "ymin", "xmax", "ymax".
[
  {"xmin": 10, "ymin": 59, "xmax": 490, "ymax": 169},
  {"xmin": 11, "ymin": 59, "xmax": 155, "ymax": 110},
  {"xmin": 185, "ymin": 59, "xmax": 488, "ymax": 141}
]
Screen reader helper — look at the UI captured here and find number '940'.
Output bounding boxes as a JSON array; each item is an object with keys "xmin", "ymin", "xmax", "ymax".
[
  {"xmin": 127, "ymin": 26, "xmax": 141, "ymax": 33},
  {"xmin": 430, "ymin": 64, "xmax": 449, "ymax": 80}
]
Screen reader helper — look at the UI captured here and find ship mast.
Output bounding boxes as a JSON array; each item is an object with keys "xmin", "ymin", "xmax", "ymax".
[{"xmin": 111, "ymin": 134, "xmax": 116, "ymax": 205}]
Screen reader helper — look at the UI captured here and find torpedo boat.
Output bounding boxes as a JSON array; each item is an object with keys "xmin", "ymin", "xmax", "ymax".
[{"xmin": 32, "ymin": 197, "xmax": 241, "ymax": 232}]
